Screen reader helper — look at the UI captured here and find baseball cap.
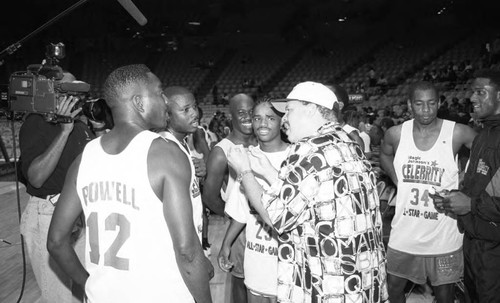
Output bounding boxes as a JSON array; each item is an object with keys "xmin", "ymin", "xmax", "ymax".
[{"xmin": 270, "ymin": 81, "xmax": 339, "ymax": 113}]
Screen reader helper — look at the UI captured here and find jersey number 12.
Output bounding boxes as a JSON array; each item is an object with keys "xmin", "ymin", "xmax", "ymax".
[{"xmin": 87, "ymin": 212, "xmax": 130, "ymax": 270}]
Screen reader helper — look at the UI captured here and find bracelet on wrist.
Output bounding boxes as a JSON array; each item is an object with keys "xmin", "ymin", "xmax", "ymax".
[{"xmin": 237, "ymin": 170, "xmax": 253, "ymax": 183}]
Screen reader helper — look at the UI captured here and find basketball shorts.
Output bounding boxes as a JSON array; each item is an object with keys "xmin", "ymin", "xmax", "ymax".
[
  {"xmin": 248, "ymin": 289, "xmax": 277, "ymax": 303},
  {"xmin": 387, "ymin": 247, "xmax": 463, "ymax": 286}
]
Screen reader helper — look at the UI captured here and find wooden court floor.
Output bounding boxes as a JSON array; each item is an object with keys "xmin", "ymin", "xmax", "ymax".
[{"xmin": 0, "ymin": 180, "xmax": 232, "ymax": 303}]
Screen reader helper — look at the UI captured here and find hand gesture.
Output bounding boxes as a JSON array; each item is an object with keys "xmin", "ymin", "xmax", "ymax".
[
  {"xmin": 442, "ymin": 190, "xmax": 472, "ymax": 216},
  {"xmin": 192, "ymin": 157, "xmax": 206, "ymax": 178},
  {"xmin": 227, "ymin": 145, "xmax": 251, "ymax": 175},
  {"xmin": 248, "ymin": 145, "xmax": 275, "ymax": 179},
  {"xmin": 217, "ymin": 245, "xmax": 233, "ymax": 273},
  {"xmin": 429, "ymin": 187, "xmax": 449, "ymax": 213}
]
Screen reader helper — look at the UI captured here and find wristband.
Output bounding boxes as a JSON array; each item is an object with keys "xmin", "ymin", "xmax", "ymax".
[{"xmin": 237, "ymin": 170, "xmax": 253, "ymax": 183}]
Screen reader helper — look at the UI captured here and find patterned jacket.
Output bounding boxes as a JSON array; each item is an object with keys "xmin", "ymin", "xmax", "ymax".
[{"xmin": 262, "ymin": 122, "xmax": 388, "ymax": 303}]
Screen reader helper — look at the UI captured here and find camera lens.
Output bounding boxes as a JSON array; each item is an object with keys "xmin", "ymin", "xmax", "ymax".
[{"xmin": 82, "ymin": 98, "xmax": 110, "ymax": 122}]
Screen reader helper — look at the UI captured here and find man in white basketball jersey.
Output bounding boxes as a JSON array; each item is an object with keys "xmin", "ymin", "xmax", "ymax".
[
  {"xmin": 158, "ymin": 86, "xmax": 208, "ymax": 247},
  {"xmin": 203, "ymin": 93, "xmax": 257, "ymax": 303},
  {"xmin": 218, "ymin": 99, "xmax": 289, "ymax": 303},
  {"xmin": 47, "ymin": 64, "xmax": 212, "ymax": 303},
  {"xmin": 380, "ymin": 81, "xmax": 476, "ymax": 302}
]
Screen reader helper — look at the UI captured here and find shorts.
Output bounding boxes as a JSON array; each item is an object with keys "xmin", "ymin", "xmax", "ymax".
[
  {"xmin": 230, "ymin": 228, "xmax": 246, "ymax": 278},
  {"xmin": 248, "ymin": 289, "xmax": 277, "ymax": 303},
  {"xmin": 387, "ymin": 247, "xmax": 463, "ymax": 286}
]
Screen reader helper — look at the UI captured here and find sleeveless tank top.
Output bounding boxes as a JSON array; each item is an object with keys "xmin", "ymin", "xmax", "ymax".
[
  {"xmin": 214, "ymin": 138, "xmax": 247, "ymax": 278},
  {"xmin": 159, "ymin": 131, "xmax": 203, "ymax": 242},
  {"xmin": 214, "ymin": 138, "xmax": 239, "ymax": 202},
  {"xmin": 77, "ymin": 131, "xmax": 195, "ymax": 302},
  {"xmin": 389, "ymin": 119, "xmax": 463, "ymax": 255}
]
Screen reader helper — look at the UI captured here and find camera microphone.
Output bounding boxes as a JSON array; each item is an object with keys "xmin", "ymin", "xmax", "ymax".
[
  {"xmin": 116, "ymin": 0, "xmax": 147, "ymax": 26},
  {"xmin": 55, "ymin": 81, "xmax": 90, "ymax": 93}
]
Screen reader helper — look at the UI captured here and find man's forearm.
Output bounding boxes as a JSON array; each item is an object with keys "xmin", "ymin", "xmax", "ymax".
[
  {"xmin": 261, "ymin": 167, "xmax": 278, "ymax": 187},
  {"xmin": 221, "ymin": 219, "xmax": 245, "ymax": 250},
  {"xmin": 241, "ymin": 174, "xmax": 272, "ymax": 226},
  {"xmin": 47, "ymin": 239, "xmax": 89, "ymax": 287},
  {"xmin": 177, "ymin": 248, "xmax": 212, "ymax": 303},
  {"xmin": 202, "ymin": 192, "xmax": 225, "ymax": 215},
  {"xmin": 379, "ymin": 153, "xmax": 398, "ymax": 186},
  {"xmin": 27, "ymin": 129, "xmax": 71, "ymax": 188}
]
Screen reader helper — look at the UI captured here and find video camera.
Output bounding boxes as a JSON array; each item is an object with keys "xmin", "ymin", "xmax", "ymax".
[{"xmin": 8, "ymin": 42, "xmax": 111, "ymax": 125}]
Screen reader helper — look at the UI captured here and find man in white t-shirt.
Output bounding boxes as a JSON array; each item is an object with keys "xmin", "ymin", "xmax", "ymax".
[{"xmin": 218, "ymin": 99, "xmax": 289, "ymax": 303}]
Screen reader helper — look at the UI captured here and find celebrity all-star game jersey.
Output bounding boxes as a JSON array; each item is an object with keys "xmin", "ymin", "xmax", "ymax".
[
  {"xmin": 390, "ymin": 119, "xmax": 463, "ymax": 255},
  {"xmin": 224, "ymin": 145, "xmax": 289, "ymax": 297}
]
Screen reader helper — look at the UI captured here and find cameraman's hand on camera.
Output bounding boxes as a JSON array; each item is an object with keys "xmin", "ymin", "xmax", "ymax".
[{"xmin": 57, "ymin": 95, "xmax": 82, "ymax": 132}]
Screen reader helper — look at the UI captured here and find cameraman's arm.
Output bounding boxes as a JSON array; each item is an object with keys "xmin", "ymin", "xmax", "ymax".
[{"xmin": 27, "ymin": 96, "xmax": 82, "ymax": 188}]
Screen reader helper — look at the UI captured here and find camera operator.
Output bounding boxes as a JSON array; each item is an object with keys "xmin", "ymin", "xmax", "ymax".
[{"xmin": 18, "ymin": 71, "xmax": 104, "ymax": 303}]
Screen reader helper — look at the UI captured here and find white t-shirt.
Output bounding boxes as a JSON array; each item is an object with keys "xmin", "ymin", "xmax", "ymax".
[{"xmin": 224, "ymin": 145, "xmax": 289, "ymax": 296}]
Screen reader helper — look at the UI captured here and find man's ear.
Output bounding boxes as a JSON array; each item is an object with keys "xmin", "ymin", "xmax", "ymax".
[
  {"xmin": 407, "ymin": 99, "xmax": 412, "ymax": 114},
  {"xmin": 132, "ymin": 95, "xmax": 144, "ymax": 113},
  {"xmin": 339, "ymin": 101, "xmax": 344, "ymax": 112},
  {"xmin": 305, "ymin": 102, "xmax": 317, "ymax": 116}
]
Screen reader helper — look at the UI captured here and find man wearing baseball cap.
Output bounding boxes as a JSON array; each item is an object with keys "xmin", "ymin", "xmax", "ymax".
[{"xmin": 227, "ymin": 81, "xmax": 388, "ymax": 302}]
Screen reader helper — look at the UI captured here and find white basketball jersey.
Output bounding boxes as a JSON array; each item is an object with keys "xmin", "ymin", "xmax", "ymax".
[
  {"xmin": 389, "ymin": 119, "xmax": 463, "ymax": 255},
  {"xmin": 159, "ymin": 131, "xmax": 203, "ymax": 242},
  {"xmin": 244, "ymin": 147, "xmax": 288, "ymax": 296},
  {"xmin": 214, "ymin": 138, "xmax": 239, "ymax": 203},
  {"xmin": 77, "ymin": 131, "xmax": 195, "ymax": 302}
]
